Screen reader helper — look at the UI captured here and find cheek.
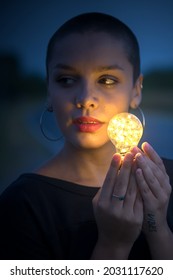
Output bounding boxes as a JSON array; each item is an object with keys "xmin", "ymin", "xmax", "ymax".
[
  {"xmin": 52, "ymin": 101, "xmax": 74, "ymax": 131},
  {"xmin": 51, "ymin": 91, "xmax": 73, "ymax": 114},
  {"xmin": 104, "ymin": 98, "xmax": 130, "ymax": 119}
]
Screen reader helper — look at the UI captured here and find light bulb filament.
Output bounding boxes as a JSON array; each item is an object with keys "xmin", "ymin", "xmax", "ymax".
[{"xmin": 107, "ymin": 112, "xmax": 143, "ymax": 155}]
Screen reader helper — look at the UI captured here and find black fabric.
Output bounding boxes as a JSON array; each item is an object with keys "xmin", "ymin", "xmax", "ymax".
[{"xmin": 0, "ymin": 158, "xmax": 173, "ymax": 260}]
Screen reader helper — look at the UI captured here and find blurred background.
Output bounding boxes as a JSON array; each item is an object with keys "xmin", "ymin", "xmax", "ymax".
[{"xmin": 0, "ymin": 0, "xmax": 173, "ymax": 193}]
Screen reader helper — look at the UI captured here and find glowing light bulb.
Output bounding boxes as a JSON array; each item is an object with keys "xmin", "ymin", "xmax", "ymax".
[{"xmin": 107, "ymin": 112, "xmax": 144, "ymax": 155}]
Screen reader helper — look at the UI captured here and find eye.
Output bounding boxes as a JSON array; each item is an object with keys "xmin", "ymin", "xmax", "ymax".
[
  {"xmin": 98, "ymin": 76, "xmax": 119, "ymax": 87},
  {"xmin": 56, "ymin": 76, "xmax": 77, "ymax": 87}
]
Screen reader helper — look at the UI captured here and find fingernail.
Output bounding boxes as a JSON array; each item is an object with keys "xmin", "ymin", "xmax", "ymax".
[
  {"xmin": 112, "ymin": 154, "xmax": 121, "ymax": 166},
  {"xmin": 130, "ymin": 147, "xmax": 138, "ymax": 153},
  {"xmin": 124, "ymin": 152, "xmax": 134, "ymax": 161},
  {"xmin": 142, "ymin": 142, "xmax": 153, "ymax": 151},
  {"xmin": 113, "ymin": 154, "xmax": 121, "ymax": 161},
  {"xmin": 136, "ymin": 153, "xmax": 144, "ymax": 162},
  {"xmin": 136, "ymin": 168, "xmax": 142, "ymax": 176}
]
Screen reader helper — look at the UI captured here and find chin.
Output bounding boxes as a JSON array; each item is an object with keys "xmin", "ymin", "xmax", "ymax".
[
  {"xmin": 64, "ymin": 130, "xmax": 110, "ymax": 148},
  {"xmin": 70, "ymin": 137, "xmax": 111, "ymax": 150}
]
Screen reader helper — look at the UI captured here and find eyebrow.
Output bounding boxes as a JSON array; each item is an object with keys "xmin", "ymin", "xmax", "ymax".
[
  {"xmin": 53, "ymin": 63, "xmax": 124, "ymax": 72},
  {"xmin": 95, "ymin": 65, "xmax": 124, "ymax": 72},
  {"xmin": 54, "ymin": 64, "xmax": 76, "ymax": 71}
]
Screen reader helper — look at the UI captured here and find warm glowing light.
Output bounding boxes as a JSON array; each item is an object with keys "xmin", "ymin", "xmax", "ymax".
[{"xmin": 107, "ymin": 112, "xmax": 143, "ymax": 155}]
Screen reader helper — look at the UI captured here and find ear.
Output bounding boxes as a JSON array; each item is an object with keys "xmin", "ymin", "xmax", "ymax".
[{"xmin": 130, "ymin": 74, "xmax": 143, "ymax": 109}]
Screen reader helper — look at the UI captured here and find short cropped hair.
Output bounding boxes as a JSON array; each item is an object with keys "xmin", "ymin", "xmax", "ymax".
[{"xmin": 46, "ymin": 12, "xmax": 141, "ymax": 83}]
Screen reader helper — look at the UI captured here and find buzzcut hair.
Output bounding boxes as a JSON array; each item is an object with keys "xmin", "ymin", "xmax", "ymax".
[{"xmin": 46, "ymin": 12, "xmax": 141, "ymax": 83}]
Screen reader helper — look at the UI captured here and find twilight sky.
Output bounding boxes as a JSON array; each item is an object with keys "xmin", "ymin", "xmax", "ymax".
[{"xmin": 0, "ymin": 0, "xmax": 173, "ymax": 76}]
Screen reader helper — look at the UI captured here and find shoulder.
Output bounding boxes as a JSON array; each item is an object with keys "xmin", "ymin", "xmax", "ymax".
[
  {"xmin": 0, "ymin": 174, "xmax": 41, "ymax": 215},
  {"xmin": 0, "ymin": 173, "xmax": 48, "ymax": 201},
  {"xmin": 0, "ymin": 174, "xmax": 66, "ymax": 231},
  {"xmin": 0, "ymin": 173, "xmax": 59, "ymax": 214},
  {"xmin": 0, "ymin": 173, "xmax": 98, "ymax": 209}
]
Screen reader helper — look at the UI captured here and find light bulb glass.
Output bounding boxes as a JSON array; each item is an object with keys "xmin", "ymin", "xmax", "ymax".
[{"xmin": 107, "ymin": 112, "xmax": 143, "ymax": 155}]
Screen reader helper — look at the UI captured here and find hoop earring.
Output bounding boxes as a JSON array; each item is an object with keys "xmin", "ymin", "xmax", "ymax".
[
  {"xmin": 40, "ymin": 108, "xmax": 63, "ymax": 141},
  {"xmin": 129, "ymin": 106, "xmax": 145, "ymax": 129}
]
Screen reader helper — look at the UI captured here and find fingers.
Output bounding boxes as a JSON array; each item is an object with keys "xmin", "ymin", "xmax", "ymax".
[
  {"xmin": 135, "ymin": 167, "xmax": 156, "ymax": 207},
  {"xmin": 99, "ymin": 153, "xmax": 121, "ymax": 201},
  {"xmin": 134, "ymin": 191, "xmax": 143, "ymax": 215},
  {"xmin": 99, "ymin": 152, "xmax": 134, "ymax": 203},
  {"xmin": 123, "ymin": 170, "xmax": 138, "ymax": 208},
  {"xmin": 131, "ymin": 142, "xmax": 166, "ymax": 176},
  {"xmin": 141, "ymin": 142, "xmax": 167, "ymax": 174},
  {"xmin": 93, "ymin": 142, "xmax": 171, "ymax": 246},
  {"xmin": 135, "ymin": 154, "xmax": 160, "ymax": 198},
  {"xmin": 112, "ymin": 152, "xmax": 134, "ymax": 200},
  {"xmin": 130, "ymin": 146, "xmax": 142, "ymax": 156},
  {"xmin": 135, "ymin": 153, "xmax": 172, "ymax": 204}
]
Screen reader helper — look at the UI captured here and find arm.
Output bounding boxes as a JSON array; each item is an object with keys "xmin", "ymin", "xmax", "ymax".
[
  {"xmin": 143, "ymin": 219, "xmax": 173, "ymax": 259},
  {"xmin": 91, "ymin": 237, "xmax": 131, "ymax": 260},
  {"xmin": 134, "ymin": 142, "xmax": 173, "ymax": 259}
]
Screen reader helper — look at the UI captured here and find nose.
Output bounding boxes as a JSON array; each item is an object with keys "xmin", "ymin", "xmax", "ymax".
[{"xmin": 75, "ymin": 82, "xmax": 99, "ymax": 110}]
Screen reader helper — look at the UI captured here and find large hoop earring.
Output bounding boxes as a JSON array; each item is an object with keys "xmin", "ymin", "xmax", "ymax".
[{"xmin": 40, "ymin": 107, "xmax": 63, "ymax": 141}]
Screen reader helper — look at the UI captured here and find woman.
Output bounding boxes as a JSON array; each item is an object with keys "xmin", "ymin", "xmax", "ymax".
[{"xmin": 0, "ymin": 12, "xmax": 173, "ymax": 259}]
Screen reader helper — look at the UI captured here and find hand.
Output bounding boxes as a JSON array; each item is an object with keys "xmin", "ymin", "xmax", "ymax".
[
  {"xmin": 92, "ymin": 152, "xmax": 143, "ymax": 257},
  {"xmin": 133, "ymin": 142, "xmax": 172, "ymax": 237}
]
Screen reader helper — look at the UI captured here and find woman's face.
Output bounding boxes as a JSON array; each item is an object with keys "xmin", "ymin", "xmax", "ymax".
[{"xmin": 47, "ymin": 32, "xmax": 142, "ymax": 149}]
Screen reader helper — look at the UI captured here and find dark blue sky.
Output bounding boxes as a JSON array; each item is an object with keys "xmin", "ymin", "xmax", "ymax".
[{"xmin": 1, "ymin": 0, "xmax": 173, "ymax": 76}]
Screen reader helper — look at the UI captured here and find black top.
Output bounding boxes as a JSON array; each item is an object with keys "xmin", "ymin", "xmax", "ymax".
[{"xmin": 0, "ymin": 158, "xmax": 173, "ymax": 260}]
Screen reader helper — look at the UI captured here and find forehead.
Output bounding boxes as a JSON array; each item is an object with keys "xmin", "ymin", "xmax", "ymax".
[{"xmin": 49, "ymin": 32, "xmax": 131, "ymax": 71}]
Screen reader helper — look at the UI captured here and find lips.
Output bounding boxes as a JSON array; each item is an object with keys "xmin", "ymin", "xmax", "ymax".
[{"xmin": 73, "ymin": 116, "xmax": 104, "ymax": 132}]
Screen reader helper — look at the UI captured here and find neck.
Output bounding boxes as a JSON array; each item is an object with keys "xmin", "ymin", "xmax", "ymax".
[{"xmin": 56, "ymin": 140, "xmax": 115, "ymax": 187}]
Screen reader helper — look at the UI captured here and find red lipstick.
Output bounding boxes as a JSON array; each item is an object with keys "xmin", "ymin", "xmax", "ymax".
[{"xmin": 73, "ymin": 116, "xmax": 103, "ymax": 132}]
